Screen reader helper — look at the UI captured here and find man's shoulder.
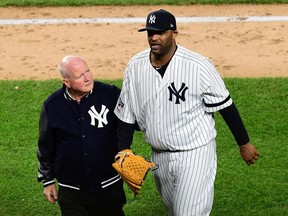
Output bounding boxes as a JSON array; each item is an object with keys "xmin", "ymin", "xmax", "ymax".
[
  {"xmin": 93, "ymin": 81, "xmax": 120, "ymax": 96},
  {"xmin": 94, "ymin": 81, "xmax": 119, "ymax": 90},
  {"xmin": 44, "ymin": 87, "xmax": 64, "ymax": 105}
]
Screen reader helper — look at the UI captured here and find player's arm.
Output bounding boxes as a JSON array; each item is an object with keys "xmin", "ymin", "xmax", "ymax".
[
  {"xmin": 114, "ymin": 72, "xmax": 138, "ymax": 151},
  {"xmin": 219, "ymin": 102, "xmax": 249, "ymax": 146},
  {"xmin": 117, "ymin": 119, "xmax": 138, "ymax": 151},
  {"xmin": 219, "ymin": 102, "xmax": 259, "ymax": 165}
]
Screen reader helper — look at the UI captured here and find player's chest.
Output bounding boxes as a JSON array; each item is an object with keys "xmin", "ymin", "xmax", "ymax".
[{"xmin": 134, "ymin": 70, "xmax": 200, "ymax": 106}]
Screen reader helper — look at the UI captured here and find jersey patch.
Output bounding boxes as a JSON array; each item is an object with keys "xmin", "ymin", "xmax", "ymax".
[{"xmin": 116, "ymin": 98, "xmax": 124, "ymax": 112}]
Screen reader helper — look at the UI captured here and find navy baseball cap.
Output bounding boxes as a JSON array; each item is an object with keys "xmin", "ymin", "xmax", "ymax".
[{"xmin": 138, "ymin": 9, "xmax": 177, "ymax": 32}]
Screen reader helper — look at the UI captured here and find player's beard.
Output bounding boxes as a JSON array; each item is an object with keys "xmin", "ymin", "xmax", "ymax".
[
  {"xmin": 150, "ymin": 42, "xmax": 175, "ymax": 61},
  {"xmin": 149, "ymin": 34, "xmax": 175, "ymax": 60}
]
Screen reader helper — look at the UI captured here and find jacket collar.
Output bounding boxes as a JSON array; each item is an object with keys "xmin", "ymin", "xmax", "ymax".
[{"xmin": 63, "ymin": 84, "xmax": 93, "ymax": 102}]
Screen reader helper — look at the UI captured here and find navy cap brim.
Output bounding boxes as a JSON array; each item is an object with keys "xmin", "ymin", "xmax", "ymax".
[{"xmin": 138, "ymin": 27, "xmax": 168, "ymax": 32}]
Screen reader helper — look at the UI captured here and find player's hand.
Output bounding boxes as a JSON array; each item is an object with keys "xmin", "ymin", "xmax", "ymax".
[
  {"xmin": 239, "ymin": 143, "xmax": 260, "ymax": 165},
  {"xmin": 43, "ymin": 184, "xmax": 58, "ymax": 204}
]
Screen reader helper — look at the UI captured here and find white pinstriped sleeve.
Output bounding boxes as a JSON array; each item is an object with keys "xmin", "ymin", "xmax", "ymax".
[
  {"xmin": 200, "ymin": 58, "xmax": 232, "ymax": 113},
  {"xmin": 114, "ymin": 66, "xmax": 136, "ymax": 124}
]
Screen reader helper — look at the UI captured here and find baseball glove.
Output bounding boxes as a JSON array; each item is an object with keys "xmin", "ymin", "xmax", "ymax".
[{"xmin": 112, "ymin": 149, "xmax": 157, "ymax": 195}]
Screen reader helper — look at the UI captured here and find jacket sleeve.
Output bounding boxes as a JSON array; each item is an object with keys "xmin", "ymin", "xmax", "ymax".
[{"xmin": 37, "ymin": 104, "xmax": 56, "ymax": 187}]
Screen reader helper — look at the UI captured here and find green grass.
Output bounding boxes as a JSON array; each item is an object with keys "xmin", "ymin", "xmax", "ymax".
[
  {"xmin": 0, "ymin": 0, "xmax": 288, "ymax": 7},
  {"xmin": 0, "ymin": 1, "xmax": 287, "ymax": 215},
  {"xmin": 0, "ymin": 78, "xmax": 287, "ymax": 216}
]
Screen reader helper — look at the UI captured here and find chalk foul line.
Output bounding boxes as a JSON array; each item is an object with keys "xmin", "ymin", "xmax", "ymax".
[{"xmin": 1, "ymin": 16, "xmax": 288, "ymax": 25}]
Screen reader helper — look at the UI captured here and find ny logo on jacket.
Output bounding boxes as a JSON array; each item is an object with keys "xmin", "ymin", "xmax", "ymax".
[{"xmin": 88, "ymin": 105, "xmax": 109, "ymax": 128}]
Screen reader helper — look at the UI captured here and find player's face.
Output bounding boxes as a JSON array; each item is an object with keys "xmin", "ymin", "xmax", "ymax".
[
  {"xmin": 63, "ymin": 61, "xmax": 94, "ymax": 97},
  {"xmin": 147, "ymin": 30, "xmax": 178, "ymax": 57}
]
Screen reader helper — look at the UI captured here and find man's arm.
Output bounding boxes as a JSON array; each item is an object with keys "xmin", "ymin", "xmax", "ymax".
[
  {"xmin": 37, "ymin": 105, "xmax": 56, "ymax": 187},
  {"xmin": 219, "ymin": 103, "xmax": 260, "ymax": 165}
]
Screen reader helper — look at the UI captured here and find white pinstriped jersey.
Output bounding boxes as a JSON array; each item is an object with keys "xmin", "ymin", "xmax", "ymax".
[{"xmin": 114, "ymin": 45, "xmax": 232, "ymax": 151}]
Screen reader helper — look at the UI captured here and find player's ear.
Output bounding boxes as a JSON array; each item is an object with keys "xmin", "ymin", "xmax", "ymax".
[{"xmin": 172, "ymin": 30, "xmax": 178, "ymax": 39}]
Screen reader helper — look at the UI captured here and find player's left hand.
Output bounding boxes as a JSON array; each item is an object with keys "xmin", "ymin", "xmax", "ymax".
[
  {"xmin": 239, "ymin": 143, "xmax": 260, "ymax": 165},
  {"xmin": 112, "ymin": 149, "xmax": 157, "ymax": 195}
]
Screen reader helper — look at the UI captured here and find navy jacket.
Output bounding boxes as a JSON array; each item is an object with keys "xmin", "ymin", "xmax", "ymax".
[{"xmin": 37, "ymin": 81, "xmax": 122, "ymax": 192}]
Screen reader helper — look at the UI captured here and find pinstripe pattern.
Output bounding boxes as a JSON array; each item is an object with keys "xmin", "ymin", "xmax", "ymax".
[
  {"xmin": 152, "ymin": 141, "xmax": 216, "ymax": 216},
  {"xmin": 115, "ymin": 45, "xmax": 232, "ymax": 151},
  {"xmin": 114, "ymin": 45, "xmax": 232, "ymax": 215}
]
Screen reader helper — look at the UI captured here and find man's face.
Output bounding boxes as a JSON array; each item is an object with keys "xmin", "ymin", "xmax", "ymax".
[
  {"xmin": 147, "ymin": 30, "xmax": 178, "ymax": 57},
  {"xmin": 64, "ymin": 61, "xmax": 94, "ymax": 95}
]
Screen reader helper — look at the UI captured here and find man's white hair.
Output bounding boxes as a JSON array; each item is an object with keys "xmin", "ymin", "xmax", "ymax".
[{"xmin": 58, "ymin": 55, "xmax": 85, "ymax": 78}]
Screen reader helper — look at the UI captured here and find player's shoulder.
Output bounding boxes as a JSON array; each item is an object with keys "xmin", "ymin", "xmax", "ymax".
[
  {"xmin": 129, "ymin": 48, "xmax": 150, "ymax": 63},
  {"xmin": 176, "ymin": 45, "xmax": 205, "ymax": 59},
  {"xmin": 176, "ymin": 45, "xmax": 214, "ymax": 67}
]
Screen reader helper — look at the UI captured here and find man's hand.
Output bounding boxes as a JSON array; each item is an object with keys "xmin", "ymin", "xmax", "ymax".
[
  {"xmin": 43, "ymin": 184, "xmax": 58, "ymax": 204},
  {"xmin": 239, "ymin": 143, "xmax": 260, "ymax": 165}
]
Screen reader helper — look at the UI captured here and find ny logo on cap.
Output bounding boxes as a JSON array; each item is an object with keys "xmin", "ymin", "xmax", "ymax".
[{"xmin": 149, "ymin": 15, "xmax": 156, "ymax": 24}]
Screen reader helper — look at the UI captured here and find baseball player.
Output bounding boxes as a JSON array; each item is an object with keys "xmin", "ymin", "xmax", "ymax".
[{"xmin": 114, "ymin": 9, "xmax": 260, "ymax": 216}]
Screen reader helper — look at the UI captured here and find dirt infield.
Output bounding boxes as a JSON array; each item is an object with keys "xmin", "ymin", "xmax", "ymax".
[{"xmin": 0, "ymin": 5, "xmax": 287, "ymax": 80}]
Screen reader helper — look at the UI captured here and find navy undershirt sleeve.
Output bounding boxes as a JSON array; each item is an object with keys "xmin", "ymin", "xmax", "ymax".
[
  {"xmin": 117, "ymin": 119, "xmax": 137, "ymax": 151},
  {"xmin": 219, "ymin": 102, "xmax": 250, "ymax": 146}
]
